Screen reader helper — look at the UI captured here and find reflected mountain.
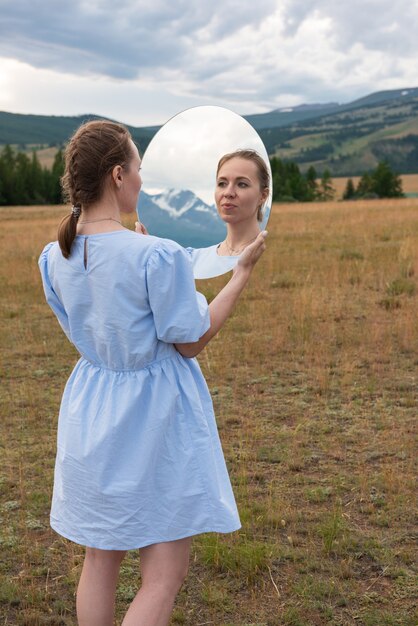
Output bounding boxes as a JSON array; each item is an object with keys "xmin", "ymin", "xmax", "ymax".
[{"xmin": 137, "ymin": 189, "xmax": 227, "ymax": 248}]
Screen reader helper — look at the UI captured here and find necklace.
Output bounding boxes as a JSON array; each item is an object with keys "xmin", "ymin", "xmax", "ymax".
[
  {"xmin": 79, "ymin": 217, "xmax": 122, "ymax": 225},
  {"xmin": 224, "ymin": 234, "xmax": 258, "ymax": 255}
]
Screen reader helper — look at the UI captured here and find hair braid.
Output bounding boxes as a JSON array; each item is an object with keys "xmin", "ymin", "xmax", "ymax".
[{"xmin": 58, "ymin": 120, "xmax": 133, "ymax": 258}]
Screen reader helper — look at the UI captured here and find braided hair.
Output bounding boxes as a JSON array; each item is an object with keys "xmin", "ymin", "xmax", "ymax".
[{"xmin": 58, "ymin": 120, "xmax": 133, "ymax": 258}]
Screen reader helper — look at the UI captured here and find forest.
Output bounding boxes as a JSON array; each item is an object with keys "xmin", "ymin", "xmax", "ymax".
[{"xmin": 0, "ymin": 144, "xmax": 404, "ymax": 206}]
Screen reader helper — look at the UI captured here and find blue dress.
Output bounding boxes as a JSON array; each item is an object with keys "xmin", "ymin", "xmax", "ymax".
[{"xmin": 38, "ymin": 230, "xmax": 241, "ymax": 550}]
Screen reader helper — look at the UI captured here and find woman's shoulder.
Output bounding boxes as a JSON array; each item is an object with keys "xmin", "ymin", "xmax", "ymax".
[
  {"xmin": 103, "ymin": 230, "xmax": 182, "ymax": 252},
  {"xmin": 138, "ymin": 233, "xmax": 185, "ymax": 256},
  {"xmin": 186, "ymin": 244, "xmax": 219, "ymax": 259},
  {"xmin": 38, "ymin": 240, "xmax": 59, "ymax": 264}
]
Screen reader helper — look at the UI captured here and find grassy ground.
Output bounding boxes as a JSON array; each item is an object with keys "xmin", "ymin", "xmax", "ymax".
[{"xmin": 0, "ymin": 200, "xmax": 417, "ymax": 625}]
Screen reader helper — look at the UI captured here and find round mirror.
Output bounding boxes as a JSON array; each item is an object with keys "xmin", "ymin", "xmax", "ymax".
[{"xmin": 137, "ymin": 105, "xmax": 272, "ymax": 279}]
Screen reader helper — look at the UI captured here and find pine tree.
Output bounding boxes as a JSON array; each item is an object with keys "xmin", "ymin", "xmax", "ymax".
[
  {"xmin": 306, "ymin": 166, "xmax": 318, "ymax": 201},
  {"xmin": 343, "ymin": 178, "xmax": 356, "ymax": 200},
  {"xmin": 15, "ymin": 152, "xmax": 32, "ymax": 204},
  {"xmin": 30, "ymin": 151, "xmax": 47, "ymax": 203},
  {"xmin": 372, "ymin": 161, "xmax": 404, "ymax": 198},
  {"xmin": 356, "ymin": 162, "xmax": 404, "ymax": 199},
  {"xmin": 318, "ymin": 169, "xmax": 335, "ymax": 201},
  {"xmin": 0, "ymin": 145, "xmax": 16, "ymax": 204},
  {"xmin": 356, "ymin": 172, "xmax": 374, "ymax": 197},
  {"xmin": 49, "ymin": 148, "xmax": 65, "ymax": 203}
]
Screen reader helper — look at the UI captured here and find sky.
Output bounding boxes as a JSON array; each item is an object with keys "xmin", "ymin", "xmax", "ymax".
[
  {"xmin": 0, "ymin": 0, "xmax": 417, "ymax": 127},
  {"xmin": 141, "ymin": 105, "xmax": 271, "ymax": 207}
]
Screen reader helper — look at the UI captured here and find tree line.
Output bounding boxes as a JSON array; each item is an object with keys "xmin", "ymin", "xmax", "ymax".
[
  {"xmin": 0, "ymin": 144, "xmax": 405, "ymax": 206},
  {"xmin": 0, "ymin": 145, "xmax": 64, "ymax": 205},
  {"xmin": 270, "ymin": 158, "xmax": 336, "ymax": 202},
  {"xmin": 271, "ymin": 157, "xmax": 404, "ymax": 202},
  {"xmin": 342, "ymin": 161, "xmax": 404, "ymax": 200}
]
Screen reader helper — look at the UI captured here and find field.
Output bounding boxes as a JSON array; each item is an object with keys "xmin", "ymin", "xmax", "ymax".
[{"xmin": 0, "ymin": 200, "xmax": 417, "ymax": 625}]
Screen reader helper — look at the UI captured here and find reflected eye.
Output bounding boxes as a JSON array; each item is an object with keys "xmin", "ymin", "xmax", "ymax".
[
  {"xmin": 238, "ymin": 182, "xmax": 249, "ymax": 188},
  {"xmin": 217, "ymin": 181, "xmax": 227, "ymax": 188}
]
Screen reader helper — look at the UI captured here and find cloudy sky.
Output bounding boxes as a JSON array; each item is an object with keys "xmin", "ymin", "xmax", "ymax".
[
  {"xmin": 0, "ymin": 0, "xmax": 417, "ymax": 127},
  {"xmin": 141, "ymin": 105, "xmax": 271, "ymax": 205}
]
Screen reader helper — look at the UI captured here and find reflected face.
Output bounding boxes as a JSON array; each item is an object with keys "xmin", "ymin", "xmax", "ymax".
[
  {"xmin": 215, "ymin": 158, "xmax": 267, "ymax": 225},
  {"xmin": 120, "ymin": 139, "xmax": 142, "ymax": 213}
]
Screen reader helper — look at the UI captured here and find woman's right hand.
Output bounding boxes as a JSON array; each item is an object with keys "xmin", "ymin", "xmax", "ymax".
[{"xmin": 235, "ymin": 230, "xmax": 268, "ymax": 273}]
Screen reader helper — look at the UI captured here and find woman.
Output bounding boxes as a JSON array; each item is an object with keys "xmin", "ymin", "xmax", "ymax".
[
  {"xmin": 188, "ymin": 149, "xmax": 270, "ymax": 279},
  {"xmin": 38, "ymin": 120, "xmax": 267, "ymax": 626}
]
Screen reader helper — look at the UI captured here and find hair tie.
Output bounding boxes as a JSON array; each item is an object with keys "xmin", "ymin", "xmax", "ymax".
[{"xmin": 71, "ymin": 205, "xmax": 81, "ymax": 218}]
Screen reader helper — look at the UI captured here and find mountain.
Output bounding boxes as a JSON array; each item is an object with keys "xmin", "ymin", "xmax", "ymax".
[
  {"xmin": 1, "ymin": 87, "xmax": 418, "ymax": 176},
  {"xmin": 258, "ymin": 87, "xmax": 418, "ymax": 174},
  {"xmin": 137, "ymin": 189, "xmax": 226, "ymax": 248},
  {"xmin": 244, "ymin": 102, "xmax": 341, "ymax": 130},
  {"xmin": 0, "ymin": 111, "xmax": 155, "ymax": 152},
  {"xmin": 246, "ymin": 88, "xmax": 418, "ymax": 131}
]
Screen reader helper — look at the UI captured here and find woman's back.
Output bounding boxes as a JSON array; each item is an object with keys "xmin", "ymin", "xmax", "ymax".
[
  {"xmin": 40, "ymin": 231, "xmax": 208, "ymax": 371},
  {"xmin": 36, "ymin": 119, "xmax": 265, "ymax": 623},
  {"xmin": 39, "ymin": 228, "xmax": 240, "ymax": 550}
]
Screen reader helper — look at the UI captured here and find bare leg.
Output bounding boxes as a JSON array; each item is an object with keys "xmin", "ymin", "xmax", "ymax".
[
  {"xmin": 76, "ymin": 547, "xmax": 126, "ymax": 626},
  {"xmin": 121, "ymin": 537, "xmax": 192, "ymax": 626}
]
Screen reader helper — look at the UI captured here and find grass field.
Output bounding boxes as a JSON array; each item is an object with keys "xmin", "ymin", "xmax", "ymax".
[{"xmin": 1, "ymin": 200, "xmax": 417, "ymax": 625}]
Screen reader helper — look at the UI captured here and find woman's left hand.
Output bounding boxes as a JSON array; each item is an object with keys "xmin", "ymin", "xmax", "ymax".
[
  {"xmin": 135, "ymin": 221, "xmax": 149, "ymax": 235},
  {"xmin": 235, "ymin": 230, "xmax": 267, "ymax": 273}
]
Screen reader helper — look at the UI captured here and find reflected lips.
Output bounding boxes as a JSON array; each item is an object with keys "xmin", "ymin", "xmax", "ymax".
[{"xmin": 222, "ymin": 204, "xmax": 236, "ymax": 209}]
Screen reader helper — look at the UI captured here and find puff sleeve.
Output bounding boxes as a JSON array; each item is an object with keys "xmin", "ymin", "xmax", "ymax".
[
  {"xmin": 146, "ymin": 240, "xmax": 210, "ymax": 344},
  {"xmin": 38, "ymin": 243, "xmax": 72, "ymax": 342}
]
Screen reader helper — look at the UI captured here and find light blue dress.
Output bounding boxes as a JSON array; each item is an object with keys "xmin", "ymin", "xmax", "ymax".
[
  {"xmin": 38, "ymin": 230, "xmax": 241, "ymax": 550},
  {"xmin": 187, "ymin": 244, "xmax": 238, "ymax": 279}
]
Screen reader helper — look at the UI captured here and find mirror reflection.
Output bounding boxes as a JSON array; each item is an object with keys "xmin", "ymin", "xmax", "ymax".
[{"xmin": 137, "ymin": 105, "xmax": 272, "ymax": 278}]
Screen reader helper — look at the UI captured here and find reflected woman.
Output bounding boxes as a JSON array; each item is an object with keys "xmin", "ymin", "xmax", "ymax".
[{"xmin": 189, "ymin": 149, "xmax": 270, "ymax": 279}]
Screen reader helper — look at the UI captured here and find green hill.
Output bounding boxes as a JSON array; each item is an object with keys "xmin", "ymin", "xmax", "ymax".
[
  {"xmin": 259, "ymin": 88, "xmax": 418, "ymax": 174},
  {"xmin": 0, "ymin": 112, "xmax": 156, "ymax": 153},
  {"xmin": 1, "ymin": 87, "xmax": 418, "ymax": 175}
]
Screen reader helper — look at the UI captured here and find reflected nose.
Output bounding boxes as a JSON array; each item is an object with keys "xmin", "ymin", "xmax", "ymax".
[{"xmin": 224, "ymin": 184, "xmax": 236, "ymax": 198}]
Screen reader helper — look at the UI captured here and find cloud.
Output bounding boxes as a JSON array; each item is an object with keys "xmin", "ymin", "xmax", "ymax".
[
  {"xmin": 0, "ymin": 0, "xmax": 417, "ymax": 124},
  {"xmin": 176, "ymin": 0, "xmax": 418, "ymax": 111},
  {"xmin": 140, "ymin": 105, "xmax": 270, "ymax": 203},
  {"xmin": 281, "ymin": 0, "xmax": 418, "ymax": 55},
  {"xmin": 0, "ymin": 0, "xmax": 276, "ymax": 79}
]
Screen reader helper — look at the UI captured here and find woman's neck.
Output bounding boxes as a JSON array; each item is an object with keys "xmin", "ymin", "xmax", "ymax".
[
  {"xmin": 217, "ymin": 221, "xmax": 261, "ymax": 256},
  {"xmin": 225, "ymin": 222, "xmax": 260, "ymax": 250},
  {"xmin": 77, "ymin": 200, "xmax": 125, "ymax": 234}
]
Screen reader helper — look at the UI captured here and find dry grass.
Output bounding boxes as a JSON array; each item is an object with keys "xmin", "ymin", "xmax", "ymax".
[
  {"xmin": 33, "ymin": 147, "xmax": 59, "ymax": 169},
  {"xmin": 1, "ymin": 200, "xmax": 417, "ymax": 625}
]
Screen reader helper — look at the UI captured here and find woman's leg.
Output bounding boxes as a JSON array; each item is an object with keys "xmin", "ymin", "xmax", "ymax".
[
  {"xmin": 121, "ymin": 537, "xmax": 192, "ymax": 626},
  {"xmin": 76, "ymin": 547, "xmax": 126, "ymax": 626}
]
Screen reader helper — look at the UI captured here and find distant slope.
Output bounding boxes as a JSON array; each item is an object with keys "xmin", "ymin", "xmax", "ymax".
[
  {"xmin": 244, "ymin": 103, "xmax": 341, "ymax": 130},
  {"xmin": 244, "ymin": 88, "xmax": 418, "ymax": 130},
  {"xmin": 1, "ymin": 87, "xmax": 418, "ymax": 175},
  {"xmin": 259, "ymin": 88, "xmax": 418, "ymax": 174},
  {"xmin": 0, "ymin": 111, "xmax": 155, "ymax": 152}
]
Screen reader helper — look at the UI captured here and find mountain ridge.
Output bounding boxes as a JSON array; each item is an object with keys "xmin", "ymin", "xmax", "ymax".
[
  {"xmin": 138, "ymin": 188, "xmax": 226, "ymax": 248},
  {"xmin": 1, "ymin": 86, "xmax": 417, "ymax": 175}
]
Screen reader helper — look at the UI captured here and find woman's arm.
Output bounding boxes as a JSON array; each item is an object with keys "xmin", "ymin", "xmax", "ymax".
[{"xmin": 175, "ymin": 231, "xmax": 267, "ymax": 358}]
